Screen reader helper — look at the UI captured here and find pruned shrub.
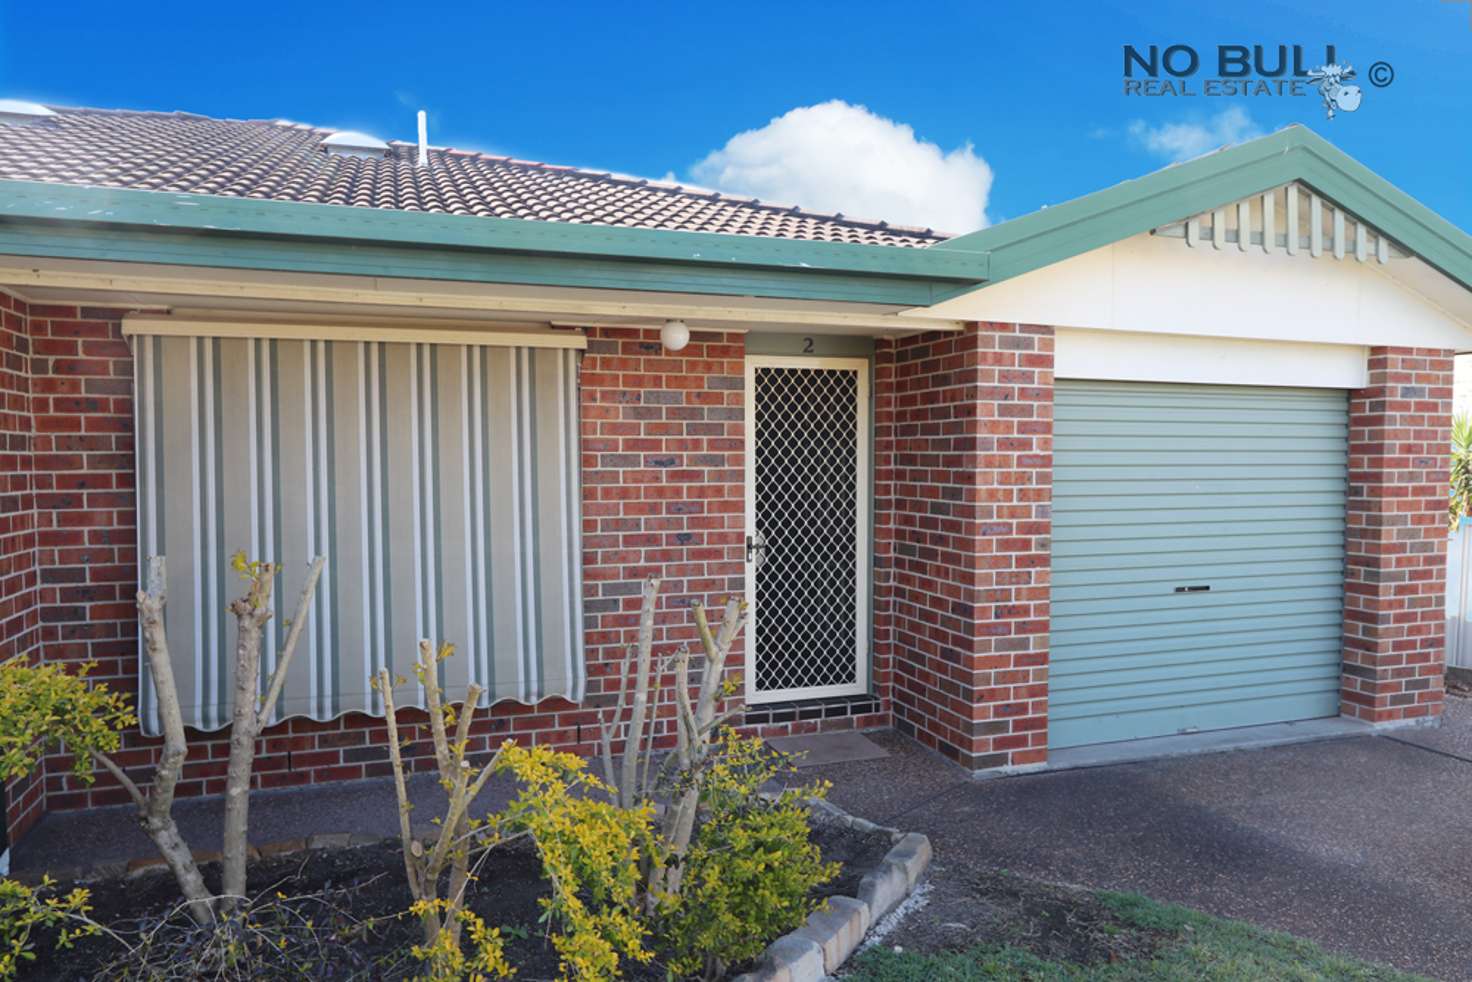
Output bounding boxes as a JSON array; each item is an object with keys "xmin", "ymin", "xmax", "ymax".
[
  {"xmin": 596, "ymin": 578, "xmax": 748, "ymax": 899},
  {"xmin": 375, "ymin": 641, "xmax": 511, "ymax": 971},
  {"xmin": 657, "ymin": 730, "xmax": 838, "ymax": 981},
  {"xmin": 588, "ymin": 578, "xmax": 839, "ymax": 979}
]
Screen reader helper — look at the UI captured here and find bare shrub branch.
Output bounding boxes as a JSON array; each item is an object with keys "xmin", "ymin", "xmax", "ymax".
[
  {"xmin": 376, "ymin": 641, "xmax": 504, "ymax": 949},
  {"xmin": 594, "ymin": 578, "xmax": 749, "ymax": 899},
  {"xmin": 129, "ymin": 553, "xmax": 324, "ymax": 926}
]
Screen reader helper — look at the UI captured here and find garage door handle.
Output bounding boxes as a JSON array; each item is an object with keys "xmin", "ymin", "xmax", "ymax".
[{"xmin": 1174, "ymin": 585, "xmax": 1210, "ymax": 594}]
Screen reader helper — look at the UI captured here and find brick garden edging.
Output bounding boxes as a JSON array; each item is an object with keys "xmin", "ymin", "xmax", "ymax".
[{"xmin": 734, "ymin": 797, "xmax": 932, "ymax": 982}]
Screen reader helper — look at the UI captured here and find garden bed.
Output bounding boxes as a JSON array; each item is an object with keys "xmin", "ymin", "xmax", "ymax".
[{"xmin": 26, "ymin": 814, "xmax": 895, "ymax": 980}]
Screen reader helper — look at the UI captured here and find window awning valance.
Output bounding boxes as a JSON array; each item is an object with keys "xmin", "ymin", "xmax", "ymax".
[
  {"xmin": 132, "ymin": 333, "xmax": 585, "ymax": 733},
  {"xmin": 121, "ymin": 315, "xmax": 588, "ymax": 349}
]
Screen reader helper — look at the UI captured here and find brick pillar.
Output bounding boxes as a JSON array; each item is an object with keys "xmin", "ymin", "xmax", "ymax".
[
  {"xmin": 1342, "ymin": 347, "xmax": 1454, "ymax": 724},
  {"xmin": 882, "ymin": 322, "xmax": 1053, "ymax": 771},
  {"xmin": 578, "ymin": 327, "xmax": 746, "ymax": 744},
  {"xmin": 26, "ymin": 305, "xmax": 149, "ymax": 810},
  {"xmin": 0, "ymin": 292, "xmax": 37, "ymax": 667}
]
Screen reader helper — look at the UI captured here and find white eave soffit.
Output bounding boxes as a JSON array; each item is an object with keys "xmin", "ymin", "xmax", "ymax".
[{"xmin": 1154, "ymin": 182, "xmax": 1410, "ymax": 265}]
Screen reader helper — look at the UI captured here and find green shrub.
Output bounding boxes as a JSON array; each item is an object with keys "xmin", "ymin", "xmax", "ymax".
[
  {"xmin": 658, "ymin": 729, "xmax": 838, "ymax": 981},
  {"xmin": 1452, "ymin": 413, "xmax": 1472, "ymax": 528},
  {"xmin": 0, "ymin": 661, "xmax": 130, "ymax": 976},
  {"xmin": 406, "ymin": 900, "xmax": 514, "ymax": 981},
  {"xmin": 0, "ymin": 660, "xmax": 134, "ymax": 785},
  {"xmin": 0, "ymin": 876, "xmax": 97, "ymax": 979},
  {"xmin": 499, "ymin": 744, "xmax": 661, "ymax": 982}
]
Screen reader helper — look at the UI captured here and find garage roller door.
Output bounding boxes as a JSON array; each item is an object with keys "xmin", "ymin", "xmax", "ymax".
[{"xmin": 1050, "ymin": 381, "xmax": 1347, "ymax": 749}]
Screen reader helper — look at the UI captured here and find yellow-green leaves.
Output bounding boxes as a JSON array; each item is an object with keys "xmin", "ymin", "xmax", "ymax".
[
  {"xmin": 0, "ymin": 876, "xmax": 98, "ymax": 979},
  {"xmin": 408, "ymin": 899, "xmax": 515, "ymax": 981},
  {"xmin": 229, "ymin": 551, "xmax": 281, "ymax": 612},
  {"xmin": 658, "ymin": 729, "xmax": 837, "ymax": 980},
  {"xmin": 0, "ymin": 661, "xmax": 134, "ymax": 785},
  {"xmin": 497, "ymin": 745, "xmax": 658, "ymax": 982}
]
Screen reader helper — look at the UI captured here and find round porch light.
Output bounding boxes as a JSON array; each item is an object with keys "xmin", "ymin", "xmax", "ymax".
[{"xmin": 660, "ymin": 319, "xmax": 690, "ymax": 351}]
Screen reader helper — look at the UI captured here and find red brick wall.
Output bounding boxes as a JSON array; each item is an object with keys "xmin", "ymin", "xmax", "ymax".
[
  {"xmin": 0, "ymin": 292, "xmax": 37, "ymax": 666},
  {"xmin": 0, "ymin": 289, "xmax": 44, "ymax": 839},
  {"xmin": 29, "ymin": 321, "xmax": 761, "ymax": 815},
  {"xmin": 1342, "ymin": 347, "xmax": 1454, "ymax": 724},
  {"xmin": 878, "ymin": 322, "xmax": 1053, "ymax": 771},
  {"xmin": 579, "ymin": 326, "xmax": 747, "ymax": 744},
  {"xmin": 14, "ymin": 309, "xmax": 1458, "ymax": 821},
  {"xmin": 24, "ymin": 304, "xmax": 156, "ymax": 810}
]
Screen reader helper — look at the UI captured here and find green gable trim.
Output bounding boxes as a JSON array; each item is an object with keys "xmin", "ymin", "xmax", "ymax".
[
  {"xmin": 936, "ymin": 125, "xmax": 1472, "ymax": 296},
  {"xmin": 0, "ymin": 179, "xmax": 990, "ymax": 303}
]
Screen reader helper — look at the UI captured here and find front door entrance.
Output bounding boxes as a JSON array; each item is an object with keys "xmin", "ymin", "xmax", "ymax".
[{"xmin": 744, "ymin": 355, "xmax": 869, "ymax": 704}]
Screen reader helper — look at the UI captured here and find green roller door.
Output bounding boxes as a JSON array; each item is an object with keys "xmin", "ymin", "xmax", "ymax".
[{"xmin": 1050, "ymin": 380, "xmax": 1347, "ymax": 749}]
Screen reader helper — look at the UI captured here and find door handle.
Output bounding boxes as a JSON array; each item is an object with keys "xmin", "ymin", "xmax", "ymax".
[{"xmin": 746, "ymin": 532, "xmax": 768, "ymax": 564}]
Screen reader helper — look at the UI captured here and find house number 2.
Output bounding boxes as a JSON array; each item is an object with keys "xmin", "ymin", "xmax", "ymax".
[{"xmin": 802, "ymin": 336, "xmax": 815, "ymax": 353}]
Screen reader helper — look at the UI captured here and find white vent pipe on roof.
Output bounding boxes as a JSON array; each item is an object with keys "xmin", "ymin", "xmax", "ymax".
[{"xmin": 417, "ymin": 110, "xmax": 429, "ymax": 168}]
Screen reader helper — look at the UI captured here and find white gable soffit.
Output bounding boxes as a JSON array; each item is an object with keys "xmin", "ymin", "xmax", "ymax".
[{"xmin": 906, "ymin": 198, "xmax": 1472, "ymax": 353}]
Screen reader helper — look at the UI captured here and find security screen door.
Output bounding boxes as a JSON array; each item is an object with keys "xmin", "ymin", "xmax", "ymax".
[{"xmin": 744, "ymin": 356, "xmax": 870, "ymax": 703}]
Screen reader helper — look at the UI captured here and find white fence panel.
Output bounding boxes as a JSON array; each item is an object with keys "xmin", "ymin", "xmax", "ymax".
[{"xmin": 1447, "ymin": 522, "xmax": 1472, "ymax": 669}]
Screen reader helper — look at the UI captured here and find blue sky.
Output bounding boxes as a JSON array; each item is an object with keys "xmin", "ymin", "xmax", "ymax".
[{"xmin": 1, "ymin": 0, "xmax": 1469, "ymax": 233}]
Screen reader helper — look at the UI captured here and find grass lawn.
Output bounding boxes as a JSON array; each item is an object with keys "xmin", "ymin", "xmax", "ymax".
[{"xmin": 847, "ymin": 891, "xmax": 1428, "ymax": 981}]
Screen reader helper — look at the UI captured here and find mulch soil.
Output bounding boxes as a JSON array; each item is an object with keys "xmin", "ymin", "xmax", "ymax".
[{"xmin": 25, "ymin": 816, "xmax": 894, "ymax": 981}]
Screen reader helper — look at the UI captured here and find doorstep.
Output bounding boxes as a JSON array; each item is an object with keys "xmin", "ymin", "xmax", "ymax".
[{"xmin": 1040, "ymin": 716, "xmax": 1382, "ymax": 772}]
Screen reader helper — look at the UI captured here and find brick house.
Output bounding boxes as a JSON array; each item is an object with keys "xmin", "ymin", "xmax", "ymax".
[{"xmin": 1, "ymin": 105, "xmax": 1470, "ymax": 846}]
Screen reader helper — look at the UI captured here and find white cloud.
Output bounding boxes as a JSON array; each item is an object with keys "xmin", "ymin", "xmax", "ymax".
[
  {"xmin": 1127, "ymin": 107, "xmax": 1264, "ymax": 162},
  {"xmin": 690, "ymin": 101, "xmax": 992, "ymax": 233}
]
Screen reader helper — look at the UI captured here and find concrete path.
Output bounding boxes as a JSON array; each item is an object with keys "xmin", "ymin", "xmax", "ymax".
[
  {"xmin": 12, "ymin": 769, "xmax": 522, "ymax": 877},
  {"xmin": 807, "ymin": 700, "xmax": 1472, "ymax": 981}
]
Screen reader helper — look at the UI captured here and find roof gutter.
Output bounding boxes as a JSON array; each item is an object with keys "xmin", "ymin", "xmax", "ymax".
[{"xmin": 0, "ymin": 178, "xmax": 991, "ymax": 292}]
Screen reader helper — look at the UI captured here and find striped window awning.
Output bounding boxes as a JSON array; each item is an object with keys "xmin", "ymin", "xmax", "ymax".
[{"xmin": 131, "ymin": 330, "xmax": 586, "ymax": 733}]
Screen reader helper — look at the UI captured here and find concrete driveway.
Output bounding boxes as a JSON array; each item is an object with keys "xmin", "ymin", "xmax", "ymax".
[{"xmin": 811, "ymin": 699, "xmax": 1472, "ymax": 981}]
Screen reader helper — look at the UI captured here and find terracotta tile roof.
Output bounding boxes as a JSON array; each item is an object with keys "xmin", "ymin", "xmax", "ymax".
[{"xmin": 0, "ymin": 106, "xmax": 949, "ymax": 247}]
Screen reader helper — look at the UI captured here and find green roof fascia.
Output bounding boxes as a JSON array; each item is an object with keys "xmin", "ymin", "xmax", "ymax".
[
  {"xmin": 0, "ymin": 219, "xmax": 966, "ymax": 305},
  {"xmin": 0, "ymin": 178, "xmax": 991, "ymax": 304},
  {"xmin": 933, "ymin": 125, "xmax": 1472, "ymax": 297}
]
